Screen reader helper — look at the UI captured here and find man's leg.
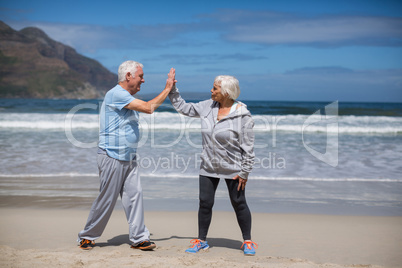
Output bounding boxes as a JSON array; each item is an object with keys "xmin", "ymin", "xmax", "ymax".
[
  {"xmin": 121, "ymin": 160, "xmax": 150, "ymax": 245},
  {"xmin": 78, "ymin": 154, "xmax": 125, "ymax": 241}
]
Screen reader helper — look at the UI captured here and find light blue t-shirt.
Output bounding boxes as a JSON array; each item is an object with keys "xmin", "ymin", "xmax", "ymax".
[{"xmin": 98, "ymin": 85, "xmax": 139, "ymax": 161}]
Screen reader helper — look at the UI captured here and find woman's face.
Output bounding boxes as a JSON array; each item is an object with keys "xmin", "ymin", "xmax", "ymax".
[{"xmin": 211, "ymin": 81, "xmax": 227, "ymax": 103}]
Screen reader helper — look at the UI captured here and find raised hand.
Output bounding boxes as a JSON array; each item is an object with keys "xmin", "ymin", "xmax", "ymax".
[{"xmin": 166, "ymin": 68, "xmax": 177, "ymax": 90}]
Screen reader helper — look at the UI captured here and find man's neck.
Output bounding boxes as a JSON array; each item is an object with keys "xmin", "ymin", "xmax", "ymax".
[
  {"xmin": 119, "ymin": 82, "xmax": 135, "ymax": 95},
  {"xmin": 119, "ymin": 82, "xmax": 128, "ymax": 90}
]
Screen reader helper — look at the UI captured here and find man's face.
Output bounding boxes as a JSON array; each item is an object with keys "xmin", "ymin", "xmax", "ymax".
[{"xmin": 128, "ymin": 67, "xmax": 145, "ymax": 94}]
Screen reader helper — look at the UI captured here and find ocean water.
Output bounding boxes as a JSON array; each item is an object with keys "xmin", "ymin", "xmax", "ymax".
[{"xmin": 0, "ymin": 98, "xmax": 401, "ymax": 215}]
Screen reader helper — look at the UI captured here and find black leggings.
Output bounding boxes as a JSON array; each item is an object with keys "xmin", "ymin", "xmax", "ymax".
[{"xmin": 198, "ymin": 175, "xmax": 252, "ymax": 241}]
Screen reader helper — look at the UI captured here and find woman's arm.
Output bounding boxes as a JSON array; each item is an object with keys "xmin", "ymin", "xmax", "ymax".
[
  {"xmin": 168, "ymin": 86, "xmax": 210, "ymax": 118},
  {"xmin": 238, "ymin": 114, "xmax": 255, "ymax": 180}
]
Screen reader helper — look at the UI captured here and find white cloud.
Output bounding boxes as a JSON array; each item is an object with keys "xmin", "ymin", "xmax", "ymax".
[
  {"xmin": 6, "ymin": 20, "xmax": 192, "ymax": 53},
  {"xmin": 6, "ymin": 9, "xmax": 402, "ymax": 54},
  {"xmin": 211, "ymin": 10, "xmax": 402, "ymax": 47}
]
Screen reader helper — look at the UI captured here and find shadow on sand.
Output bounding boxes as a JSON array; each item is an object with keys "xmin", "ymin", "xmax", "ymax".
[{"xmin": 96, "ymin": 234, "xmax": 242, "ymax": 250}]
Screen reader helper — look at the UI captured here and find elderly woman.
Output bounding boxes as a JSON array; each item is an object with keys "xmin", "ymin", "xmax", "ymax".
[{"xmin": 168, "ymin": 75, "xmax": 257, "ymax": 255}]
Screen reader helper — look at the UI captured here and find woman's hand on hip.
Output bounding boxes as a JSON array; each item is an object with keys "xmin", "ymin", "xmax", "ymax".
[{"xmin": 233, "ymin": 175, "xmax": 247, "ymax": 191}]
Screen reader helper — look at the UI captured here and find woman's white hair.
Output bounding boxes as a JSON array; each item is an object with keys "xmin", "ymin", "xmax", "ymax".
[
  {"xmin": 214, "ymin": 75, "xmax": 240, "ymax": 100},
  {"xmin": 117, "ymin": 61, "xmax": 144, "ymax": 82}
]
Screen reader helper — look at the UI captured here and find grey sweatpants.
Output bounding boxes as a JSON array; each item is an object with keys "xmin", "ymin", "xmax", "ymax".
[{"xmin": 78, "ymin": 152, "xmax": 150, "ymax": 244}]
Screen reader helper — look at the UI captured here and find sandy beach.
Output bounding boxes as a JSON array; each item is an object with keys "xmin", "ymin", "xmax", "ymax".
[{"xmin": 1, "ymin": 207, "xmax": 401, "ymax": 268}]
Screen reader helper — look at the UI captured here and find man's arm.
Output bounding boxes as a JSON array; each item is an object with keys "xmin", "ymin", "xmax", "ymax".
[{"xmin": 125, "ymin": 68, "xmax": 176, "ymax": 114}]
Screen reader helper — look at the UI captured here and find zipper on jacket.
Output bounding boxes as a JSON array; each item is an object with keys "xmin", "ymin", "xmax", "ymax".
[{"xmin": 212, "ymin": 118, "xmax": 217, "ymax": 176}]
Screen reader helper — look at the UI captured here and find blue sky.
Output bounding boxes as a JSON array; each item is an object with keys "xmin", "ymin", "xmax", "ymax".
[{"xmin": 1, "ymin": 0, "xmax": 402, "ymax": 102}]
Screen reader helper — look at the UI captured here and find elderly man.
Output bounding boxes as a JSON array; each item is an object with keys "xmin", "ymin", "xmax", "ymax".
[{"xmin": 78, "ymin": 61, "xmax": 176, "ymax": 250}]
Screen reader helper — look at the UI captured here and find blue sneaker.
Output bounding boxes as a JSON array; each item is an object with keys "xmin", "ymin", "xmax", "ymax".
[
  {"xmin": 241, "ymin": 241, "xmax": 258, "ymax": 256},
  {"xmin": 185, "ymin": 239, "xmax": 209, "ymax": 253}
]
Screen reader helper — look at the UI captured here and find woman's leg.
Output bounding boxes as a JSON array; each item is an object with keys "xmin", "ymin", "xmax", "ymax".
[
  {"xmin": 225, "ymin": 179, "xmax": 252, "ymax": 240},
  {"xmin": 198, "ymin": 175, "xmax": 219, "ymax": 241}
]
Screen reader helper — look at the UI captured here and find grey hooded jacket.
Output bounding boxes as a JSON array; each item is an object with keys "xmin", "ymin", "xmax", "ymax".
[{"xmin": 169, "ymin": 87, "xmax": 255, "ymax": 180}]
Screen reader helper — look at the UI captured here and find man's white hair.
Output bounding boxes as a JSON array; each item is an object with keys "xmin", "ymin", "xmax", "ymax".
[
  {"xmin": 117, "ymin": 61, "xmax": 144, "ymax": 82},
  {"xmin": 214, "ymin": 75, "xmax": 240, "ymax": 100}
]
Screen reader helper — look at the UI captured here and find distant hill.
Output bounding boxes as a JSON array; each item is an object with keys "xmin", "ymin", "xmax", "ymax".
[{"xmin": 0, "ymin": 21, "xmax": 117, "ymax": 99}]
